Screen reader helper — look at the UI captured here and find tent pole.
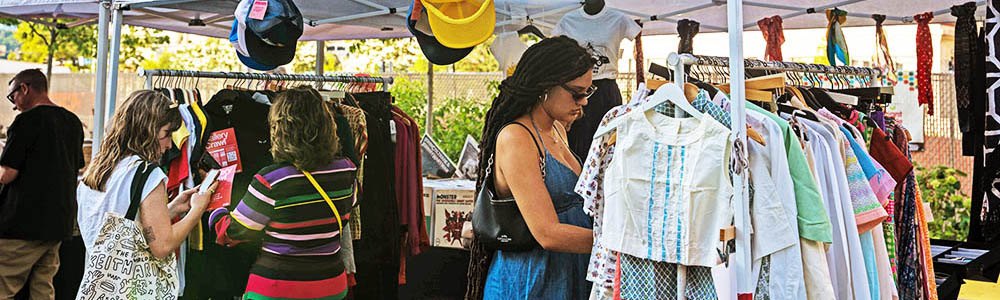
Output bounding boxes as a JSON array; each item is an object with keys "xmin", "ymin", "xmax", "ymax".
[
  {"xmin": 727, "ymin": 0, "xmax": 751, "ymax": 298},
  {"xmin": 426, "ymin": 63, "xmax": 434, "ymax": 136},
  {"xmin": 315, "ymin": 40, "xmax": 325, "ymax": 88},
  {"xmin": 92, "ymin": 0, "xmax": 111, "ymax": 157},
  {"xmin": 106, "ymin": 6, "xmax": 124, "ymax": 126}
]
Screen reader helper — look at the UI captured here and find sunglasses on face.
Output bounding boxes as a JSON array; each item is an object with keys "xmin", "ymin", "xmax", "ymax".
[
  {"xmin": 560, "ymin": 83, "xmax": 598, "ymax": 101},
  {"xmin": 6, "ymin": 85, "xmax": 22, "ymax": 103}
]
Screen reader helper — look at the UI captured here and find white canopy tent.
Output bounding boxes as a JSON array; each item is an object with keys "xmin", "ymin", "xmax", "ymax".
[
  {"xmin": 0, "ymin": 0, "xmax": 984, "ymax": 149},
  {"xmin": 0, "ymin": 1, "xmax": 986, "ymax": 295}
]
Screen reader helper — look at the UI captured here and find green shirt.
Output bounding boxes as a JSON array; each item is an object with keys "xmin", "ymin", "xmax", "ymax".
[{"xmin": 747, "ymin": 102, "xmax": 834, "ymax": 243}]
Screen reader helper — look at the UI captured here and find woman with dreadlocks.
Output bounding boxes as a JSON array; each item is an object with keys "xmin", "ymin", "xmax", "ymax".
[{"xmin": 469, "ymin": 36, "xmax": 597, "ymax": 299}]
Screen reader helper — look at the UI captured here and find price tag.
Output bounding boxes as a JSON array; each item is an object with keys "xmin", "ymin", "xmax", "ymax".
[{"xmin": 249, "ymin": 0, "xmax": 268, "ymax": 20}]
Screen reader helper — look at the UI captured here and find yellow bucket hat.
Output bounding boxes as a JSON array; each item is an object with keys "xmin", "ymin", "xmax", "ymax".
[{"xmin": 422, "ymin": 0, "xmax": 495, "ymax": 49}]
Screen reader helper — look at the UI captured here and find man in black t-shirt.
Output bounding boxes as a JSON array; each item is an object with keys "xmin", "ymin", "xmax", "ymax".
[{"xmin": 0, "ymin": 69, "xmax": 84, "ymax": 300}]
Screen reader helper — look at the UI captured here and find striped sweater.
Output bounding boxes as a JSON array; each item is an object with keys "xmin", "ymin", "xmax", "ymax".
[{"xmin": 209, "ymin": 159, "xmax": 357, "ymax": 300}]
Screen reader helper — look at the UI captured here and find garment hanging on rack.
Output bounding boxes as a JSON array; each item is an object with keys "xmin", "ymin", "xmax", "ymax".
[
  {"xmin": 746, "ymin": 110, "xmax": 807, "ymax": 300},
  {"xmin": 973, "ymin": 0, "xmax": 1000, "ymax": 245},
  {"xmin": 490, "ymin": 31, "xmax": 529, "ymax": 76},
  {"xmin": 914, "ymin": 12, "xmax": 935, "ymax": 115},
  {"xmin": 555, "ymin": 7, "xmax": 641, "ymax": 162},
  {"xmin": 352, "ymin": 91, "xmax": 401, "ymax": 300},
  {"xmin": 390, "ymin": 106, "xmax": 430, "ymax": 284},
  {"xmin": 677, "ymin": 19, "xmax": 698, "ymax": 55},
  {"xmin": 757, "ymin": 15, "xmax": 784, "ymax": 62},
  {"xmin": 825, "ymin": 9, "xmax": 850, "ymax": 66},
  {"xmin": 953, "ymin": 2, "xmax": 979, "ymax": 155}
]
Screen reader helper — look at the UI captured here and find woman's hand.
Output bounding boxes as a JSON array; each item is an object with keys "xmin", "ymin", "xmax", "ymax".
[
  {"xmin": 190, "ymin": 182, "xmax": 219, "ymax": 213},
  {"xmin": 167, "ymin": 188, "xmax": 198, "ymax": 218}
]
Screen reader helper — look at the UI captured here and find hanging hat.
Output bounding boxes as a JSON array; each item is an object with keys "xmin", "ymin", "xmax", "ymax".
[
  {"xmin": 407, "ymin": 0, "xmax": 473, "ymax": 65},
  {"xmin": 230, "ymin": 19, "xmax": 279, "ymax": 71},
  {"xmin": 421, "ymin": 0, "xmax": 495, "ymax": 49},
  {"xmin": 235, "ymin": 0, "xmax": 302, "ymax": 67}
]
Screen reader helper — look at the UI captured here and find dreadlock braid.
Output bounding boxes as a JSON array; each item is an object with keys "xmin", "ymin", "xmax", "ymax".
[{"xmin": 466, "ymin": 35, "xmax": 596, "ymax": 299}]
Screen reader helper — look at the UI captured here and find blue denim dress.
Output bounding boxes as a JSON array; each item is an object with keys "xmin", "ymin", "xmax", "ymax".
[{"xmin": 483, "ymin": 143, "xmax": 594, "ymax": 300}]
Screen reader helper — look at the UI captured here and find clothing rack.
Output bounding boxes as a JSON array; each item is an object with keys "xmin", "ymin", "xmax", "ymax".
[
  {"xmin": 140, "ymin": 69, "xmax": 394, "ymax": 92},
  {"xmin": 691, "ymin": 55, "xmax": 883, "ymax": 78}
]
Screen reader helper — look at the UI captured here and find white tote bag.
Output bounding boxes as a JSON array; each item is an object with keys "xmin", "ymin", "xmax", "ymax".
[{"xmin": 77, "ymin": 163, "xmax": 179, "ymax": 300}]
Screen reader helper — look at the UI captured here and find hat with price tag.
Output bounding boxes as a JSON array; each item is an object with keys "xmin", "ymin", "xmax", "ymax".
[{"xmin": 234, "ymin": 0, "xmax": 302, "ymax": 68}]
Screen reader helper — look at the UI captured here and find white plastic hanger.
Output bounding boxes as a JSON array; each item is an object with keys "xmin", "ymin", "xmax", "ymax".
[
  {"xmin": 591, "ymin": 53, "xmax": 702, "ymax": 139},
  {"xmin": 644, "ymin": 81, "xmax": 703, "ymax": 119}
]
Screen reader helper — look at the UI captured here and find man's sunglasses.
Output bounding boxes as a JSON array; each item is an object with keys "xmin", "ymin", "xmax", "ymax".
[
  {"xmin": 6, "ymin": 84, "xmax": 22, "ymax": 102},
  {"xmin": 560, "ymin": 84, "xmax": 598, "ymax": 101}
]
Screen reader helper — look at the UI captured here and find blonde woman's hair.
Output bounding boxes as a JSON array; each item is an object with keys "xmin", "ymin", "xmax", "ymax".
[
  {"xmin": 269, "ymin": 86, "xmax": 339, "ymax": 171},
  {"xmin": 83, "ymin": 90, "xmax": 180, "ymax": 191}
]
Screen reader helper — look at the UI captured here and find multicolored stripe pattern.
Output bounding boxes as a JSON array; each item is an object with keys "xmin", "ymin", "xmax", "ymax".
[{"xmin": 209, "ymin": 159, "xmax": 357, "ymax": 300}]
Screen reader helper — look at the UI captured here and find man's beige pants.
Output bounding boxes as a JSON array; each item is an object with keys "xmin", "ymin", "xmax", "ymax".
[{"xmin": 0, "ymin": 239, "xmax": 60, "ymax": 300}]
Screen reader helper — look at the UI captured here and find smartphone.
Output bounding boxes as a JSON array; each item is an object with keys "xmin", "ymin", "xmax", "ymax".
[{"xmin": 200, "ymin": 169, "xmax": 220, "ymax": 194}]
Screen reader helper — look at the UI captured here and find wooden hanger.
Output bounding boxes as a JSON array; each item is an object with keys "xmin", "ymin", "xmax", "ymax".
[
  {"xmin": 715, "ymin": 86, "xmax": 774, "ymax": 103},
  {"xmin": 719, "ymin": 73, "xmax": 787, "ymax": 90},
  {"xmin": 716, "ymin": 73, "xmax": 786, "ymax": 103}
]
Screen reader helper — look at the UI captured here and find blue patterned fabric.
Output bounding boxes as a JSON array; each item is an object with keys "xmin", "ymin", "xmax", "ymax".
[
  {"xmin": 654, "ymin": 90, "xmax": 731, "ymax": 128},
  {"xmin": 484, "ymin": 151, "xmax": 593, "ymax": 300},
  {"xmin": 620, "ymin": 254, "xmax": 717, "ymax": 300}
]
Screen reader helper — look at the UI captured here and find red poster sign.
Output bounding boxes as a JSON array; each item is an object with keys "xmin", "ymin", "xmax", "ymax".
[{"xmin": 207, "ymin": 128, "xmax": 242, "ymax": 173}]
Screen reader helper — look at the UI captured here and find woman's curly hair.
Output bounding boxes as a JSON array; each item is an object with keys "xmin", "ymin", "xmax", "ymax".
[{"xmin": 269, "ymin": 86, "xmax": 340, "ymax": 170}]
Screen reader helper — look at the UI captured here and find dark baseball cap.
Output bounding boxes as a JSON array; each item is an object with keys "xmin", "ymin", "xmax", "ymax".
[
  {"xmin": 237, "ymin": 0, "xmax": 302, "ymax": 67},
  {"xmin": 230, "ymin": 19, "xmax": 278, "ymax": 71},
  {"xmin": 407, "ymin": 0, "xmax": 472, "ymax": 65}
]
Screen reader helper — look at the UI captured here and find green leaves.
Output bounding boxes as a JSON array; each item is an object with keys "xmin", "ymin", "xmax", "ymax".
[
  {"xmin": 916, "ymin": 164, "xmax": 970, "ymax": 241},
  {"xmin": 390, "ymin": 77, "xmax": 491, "ymax": 161}
]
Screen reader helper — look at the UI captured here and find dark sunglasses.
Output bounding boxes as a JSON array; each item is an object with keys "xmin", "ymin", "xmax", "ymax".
[
  {"xmin": 560, "ymin": 83, "xmax": 598, "ymax": 101},
  {"xmin": 6, "ymin": 84, "xmax": 23, "ymax": 103}
]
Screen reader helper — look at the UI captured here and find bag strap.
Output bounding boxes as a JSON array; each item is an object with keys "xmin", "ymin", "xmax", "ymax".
[
  {"xmin": 301, "ymin": 170, "xmax": 343, "ymax": 230},
  {"xmin": 484, "ymin": 122, "xmax": 546, "ymax": 186},
  {"xmin": 126, "ymin": 162, "xmax": 157, "ymax": 221}
]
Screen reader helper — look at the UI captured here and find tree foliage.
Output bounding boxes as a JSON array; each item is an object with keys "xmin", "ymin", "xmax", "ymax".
[
  {"xmin": 916, "ymin": 165, "xmax": 971, "ymax": 241},
  {"xmin": 291, "ymin": 41, "xmax": 342, "ymax": 73},
  {"xmin": 348, "ymin": 37, "xmax": 502, "ymax": 74},
  {"xmin": 142, "ymin": 35, "xmax": 243, "ymax": 72},
  {"xmin": 390, "ymin": 76, "xmax": 493, "ymax": 161},
  {"xmin": 13, "ymin": 20, "xmax": 168, "ymax": 72},
  {"xmin": 14, "ymin": 20, "xmax": 96, "ymax": 71}
]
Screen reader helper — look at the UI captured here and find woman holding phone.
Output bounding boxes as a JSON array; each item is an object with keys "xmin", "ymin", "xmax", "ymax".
[{"xmin": 78, "ymin": 90, "xmax": 216, "ymax": 258}]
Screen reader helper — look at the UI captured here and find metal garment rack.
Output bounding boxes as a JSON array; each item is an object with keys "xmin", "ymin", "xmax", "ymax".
[
  {"xmin": 139, "ymin": 69, "xmax": 394, "ymax": 92},
  {"xmin": 691, "ymin": 55, "xmax": 884, "ymax": 78}
]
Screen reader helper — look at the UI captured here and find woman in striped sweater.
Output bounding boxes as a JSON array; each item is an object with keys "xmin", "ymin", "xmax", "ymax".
[{"xmin": 209, "ymin": 87, "xmax": 357, "ymax": 300}]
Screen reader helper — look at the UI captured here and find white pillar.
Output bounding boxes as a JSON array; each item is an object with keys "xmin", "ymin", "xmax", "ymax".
[
  {"xmin": 91, "ymin": 0, "xmax": 111, "ymax": 157},
  {"xmin": 315, "ymin": 40, "xmax": 325, "ymax": 88},
  {"xmin": 727, "ymin": 0, "xmax": 751, "ymax": 298},
  {"xmin": 105, "ymin": 7, "xmax": 124, "ymax": 126}
]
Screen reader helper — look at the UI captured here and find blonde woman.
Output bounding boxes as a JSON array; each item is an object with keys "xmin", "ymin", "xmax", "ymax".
[
  {"xmin": 209, "ymin": 86, "xmax": 358, "ymax": 299},
  {"xmin": 77, "ymin": 90, "xmax": 214, "ymax": 258}
]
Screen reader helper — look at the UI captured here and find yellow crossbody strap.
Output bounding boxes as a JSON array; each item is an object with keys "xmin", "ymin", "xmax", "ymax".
[{"xmin": 301, "ymin": 170, "xmax": 343, "ymax": 229}]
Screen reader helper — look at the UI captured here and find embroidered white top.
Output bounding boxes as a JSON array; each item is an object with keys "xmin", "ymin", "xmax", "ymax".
[{"xmin": 600, "ymin": 111, "xmax": 733, "ymax": 267}]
